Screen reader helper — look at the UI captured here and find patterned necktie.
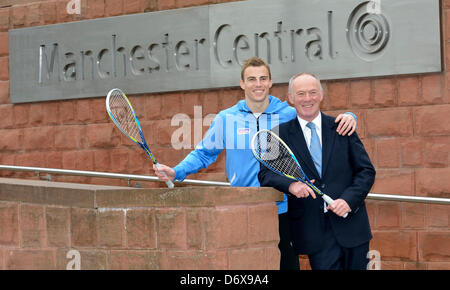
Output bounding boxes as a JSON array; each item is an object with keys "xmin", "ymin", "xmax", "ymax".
[{"xmin": 306, "ymin": 122, "xmax": 322, "ymax": 177}]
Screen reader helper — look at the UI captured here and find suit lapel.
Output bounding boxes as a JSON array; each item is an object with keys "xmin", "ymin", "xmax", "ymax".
[
  {"xmin": 287, "ymin": 119, "xmax": 320, "ymax": 179},
  {"xmin": 321, "ymin": 114, "xmax": 337, "ymax": 178}
]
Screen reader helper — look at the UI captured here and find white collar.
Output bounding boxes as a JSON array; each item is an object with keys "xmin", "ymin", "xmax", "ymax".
[{"xmin": 297, "ymin": 112, "xmax": 322, "ymax": 132}]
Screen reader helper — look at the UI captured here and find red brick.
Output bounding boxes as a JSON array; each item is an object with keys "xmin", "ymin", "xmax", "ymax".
[
  {"xmin": 186, "ymin": 208, "xmax": 204, "ymax": 249},
  {"xmin": 109, "ymin": 250, "xmax": 162, "ymax": 270},
  {"xmin": 201, "ymin": 90, "xmax": 220, "ymax": 116},
  {"xmin": 326, "ymin": 81, "xmax": 349, "ymax": 110},
  {"xmin": 40, "ymin": 1, "xmax": 57, "ymax": 25},
  {"xmin": 205, "ymin": 206, "xmax": 247, "ymax": 249},
  {"xmin": 23, "ymin": 127, "xmax": 54, "ymax": 151},
  {"xmin": 26, "ymin": 3, "xmax": 43, "ymax": 27},
  {"xmin": 110, "ymin": 148, "xmax": 129, "ymax": 172},
  {"xmin": 0, "ymin": 129, "xmax": 23, "ymax": 151},
  {"xmin": 86, "ymin": 123, "xmax": 121, "ymax": 148},
  {"xmin": 76, "ymin": 99, "xmax": 91, "ymax": 123},
  {"xmin": 11, "ymin": 5, "xmax": 26, "ymax": 28},
  {"xmin": 155, "ymin": 208, "xmax": 186, "ymax": 249},
  {"xmin": 421, "ymin": 75, "xmax": 443, "ymax": 104},
  {"xmin": 0, "ymin": 8, "xmax": 10, "ymax": 32},
  {"xmin": 229, "ymin": 248, "xmax": 267, "ymax": 270},
  {"xmin": 0, "ymin": 57, "xmax": 9, "ymax": 81},
  {"xmin": 123, "ymin": 0, "xmax": 144, "ymax": 14},
  {"xmin": 20, "ymin": 204, "xmax": 46, "ymax": 248},
  {"xmin": 77, "ymin": 150, "xmax": 95, "ymax": 170},
  {"xmin": 161, "ymin": 93, "xmax": 182, "ymax": 119},
  {"xmin": 376, "ymin": 139, "xmax": 399, "ymax": 168},
  {"xmin": 423, "ymin": 137, "xmax": 450, "ymax": 167},
  {"xmin": 145, "ymin": 94, "xmax": 163, "ymax": 120},
  {"xmin": 400, "ymin": 139, "xmax": 423, "ymax": 167},
  {"xmin": 54, "ymin": 125, "xmax": 86, "ymax": 150},
  {"xmin": 43, "ymin": 102, "xmax": 61, "ymax": 125},
  {"xmin": 5, "ymin": 250, "xmax": 55, "ymax": 270},
  {"xmin": 46, "ymin": 207, "xmax": 70, "ymax": 247},
  {"xmin": 426, "ymin": 204, "xmax": 449, "ymax": 228},
  {"xmin": 59, "ymin": 101, "xmax": 76, "ymax": 124},
  {"xmin": 93, "ymin": 149, "xmax": 111, "ymax": 171},
  {"xmin": 166, "ymin": 250, "xmax": 228, "ymax": 270},
  {"xmin": 366, "ymin": 108, "xmax": 412, "ymax": 137},
  {"xmin": 0, "ymin": 104, "xmax": 14, "ymax": 129},
  {"xmin": 158, "ymin": 0, "xmax": 177, "ymax": 10},
  {"xmin": 414, "ymin": 104, "xmax": 450, "ymax": 136},
  {"xmin": 248, "ymin": 203, "xmax": 279, "ymax": 245},
  {"xmin": 0, "ymin": 80, "xmax": 9, "ymax": 104},
  {"xmin": 373, "ymin": 78, "xmax": 395, "ymax": 107},
  {"xmin": 419, "ymin": 232, "xmax": 450, "ymax": 262},
  {"xmin": 402, "ymin": 203, "xmax": 425, "ymax": 229},
  {"xmin": 126, "ymin": 208, "xmax": 156, "ymax": 249},
  {"xmin": 62, "ymin": 150, "xmax": 77, "ymax": 169},
  {"xmin": 371, "ymin": 169, "xmax": 414, "ymax": 196},
  {"xmin": 105, "ymin": 0, "xmax": 124, "ymax": 16},
  {"xmin": 98, "ymin": 209, "xmax": 125, "ymax": 247},
  {"xmin": 371, "ymin": 231, "xmax": 417, "ymax": 261},
  {"xmin": 14, "ymin": 104, "xmax": 30, "ymax": 127},
  {"xmin": 46, "ymin": 151, "xmax": 63, "ymax": 169},
  {"xmin": 15, "ymin": 151, "xmax": 46, "ymax": 167},
  {"xmin": 71, "ymin": 208, "xmax": 98, "ymax": 247},
  {"xmin": 416, "ymin": 168, "xmax": 450, "ymax": 198},
  {"xmin": 375, "ymin": 201, "xmax": 401, "ymax": 229},
  {"xmin": 427, "ymin": 262, "xmax": 450, "ymax": 270},
  {"xmin": 0, "ymin": 202, "xmax": 19, "ymax": 246},
  {"xmin": 85, "ymin": 0, "xmax": 105, "ymax": 19},
  {"xmin": 398, "ymin": 76, "xmax": 420, "ymax": 106},
  {"xmin": 90, "ymin": 98, "xmax": 109, "ymax": 123},
  {"xmin": 156, "ymin": 119, "xmax": 176, "ymax": 145},
  {"xmin": 219, "ymin": 88, "xmax": 241, "ymax": 111},
  {"xmin": 350, "ymin": 79, "xmax": 371, "ymax": 108},
  {"xmin": 0, "ymin": 32, "xmax": 8, "ymax": 57},
  {"xmin": 127, "ymin": 149, "xmax": 146, "ymax": 174}
]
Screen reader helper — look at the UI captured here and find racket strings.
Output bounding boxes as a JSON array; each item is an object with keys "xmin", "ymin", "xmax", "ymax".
[
  {"xmin": 254, "ymin": 131, "xmax": 305, "ymax": 180},
  {"xmin": 108, "ymin": 91, "xmax": 143, "ymax": 143}
]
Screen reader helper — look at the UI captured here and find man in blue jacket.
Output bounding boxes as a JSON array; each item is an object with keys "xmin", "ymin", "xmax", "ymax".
[{"xmin": 154, "ymin": 57, "xmax": 357, "ymax": 270}]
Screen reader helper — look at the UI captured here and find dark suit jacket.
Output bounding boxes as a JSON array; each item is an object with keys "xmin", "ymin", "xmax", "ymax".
[{"xmin": 258, "ymin": 113, "xmax": 376, "ymax": 255}]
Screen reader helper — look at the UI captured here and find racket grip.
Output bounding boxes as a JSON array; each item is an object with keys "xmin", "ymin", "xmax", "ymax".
[
  {"xmin": 155, "ymin": 164, "xmax": 174, "ymax": 189},
  {"xmin": 162, "ymin": 173, "xmax": 174, "ymax": 188},
  {"xmin": 322, "ymin": 194, "xmax": 348, "ymax": 218}
]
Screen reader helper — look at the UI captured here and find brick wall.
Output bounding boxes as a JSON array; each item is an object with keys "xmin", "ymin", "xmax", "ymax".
[
  {"xmin": 0, "ymin": 178, "xmax": 281, "ymax": 270},
  {"xmin": 0, "ymin": 0, "xmax": 448, "ymax": 270}
]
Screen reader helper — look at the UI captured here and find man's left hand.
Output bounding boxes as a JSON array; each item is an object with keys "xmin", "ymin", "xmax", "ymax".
[
  {"xmin": 327, "ymin": 198, "xmax": 351, "ymax": 217},
  {"xmin": 335, "ymin": 113, "xmax": 356, "ymax": 136}
]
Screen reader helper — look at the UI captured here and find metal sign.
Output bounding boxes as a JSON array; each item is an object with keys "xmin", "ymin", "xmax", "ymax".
[{"xmin": 9, "ymin": 0, "xmax": 441, "ymax": 103}]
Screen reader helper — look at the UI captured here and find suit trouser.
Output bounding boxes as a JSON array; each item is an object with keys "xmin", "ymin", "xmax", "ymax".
[
  {"xmin": 308, "ymin": 213, "xmax": 370, "ymax": 270},
  {"xmin": 278, "ymin": 213, "xmax": 300, "ymax": 270}
]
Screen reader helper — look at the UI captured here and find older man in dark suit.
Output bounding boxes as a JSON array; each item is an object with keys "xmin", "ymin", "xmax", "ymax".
[{"xmin": 258, "ymin": 73, "xmax": 376, "ymax": 270}]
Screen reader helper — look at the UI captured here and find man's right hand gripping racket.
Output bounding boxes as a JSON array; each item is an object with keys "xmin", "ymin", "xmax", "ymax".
[
  {"xmin": 106, "ymin": 88, "xmax": 174, "ymax": 188},
  {"xmin": 251, "ymin": 129, "xmax": 348, "ymax": 218}
]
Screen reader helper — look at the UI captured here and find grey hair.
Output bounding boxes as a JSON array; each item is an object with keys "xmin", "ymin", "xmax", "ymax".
[{"xmin": 288, "ymin": 72, "xmax": 323, "ymax": 96}]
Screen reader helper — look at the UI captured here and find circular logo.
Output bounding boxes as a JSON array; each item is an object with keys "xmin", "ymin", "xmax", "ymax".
[{"xmin": 347, "ymin": 1, "xmax": 390, "ymax": 61}]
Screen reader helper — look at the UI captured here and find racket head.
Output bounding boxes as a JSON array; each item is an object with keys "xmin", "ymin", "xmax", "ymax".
[
  {"xmin": 106, "ymin": 88, "xmax": 144, "ymax": 145},
  {"xmin": 251, "ymin": 129, "xmax": 307, "ymax": 182}
]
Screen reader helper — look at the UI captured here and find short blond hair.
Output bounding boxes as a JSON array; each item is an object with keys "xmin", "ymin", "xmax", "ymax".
[{"xmin": 241, "ymin": 57, "xmax": 271, "ymax": 80}]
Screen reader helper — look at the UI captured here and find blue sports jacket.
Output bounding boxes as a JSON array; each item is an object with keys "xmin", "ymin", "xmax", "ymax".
[{"xmin": 173, "ymin": 95, "xmax": 297, "ymax": 214}]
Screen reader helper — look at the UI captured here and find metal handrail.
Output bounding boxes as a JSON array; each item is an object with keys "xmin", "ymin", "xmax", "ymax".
[{"xmin": 0, "ymin": 165, "xmax": 449, "ymax": 205}]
